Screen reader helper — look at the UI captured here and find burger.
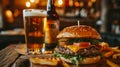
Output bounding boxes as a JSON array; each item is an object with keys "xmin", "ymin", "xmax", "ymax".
[{"xmin": 54, "ymin": 25, "xmax": 102, "ymax": 66}]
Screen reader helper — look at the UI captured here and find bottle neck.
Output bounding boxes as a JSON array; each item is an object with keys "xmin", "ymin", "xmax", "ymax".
[{"xmin": 47, "ymin": 0, "xmax": 55, "ymax": 12}]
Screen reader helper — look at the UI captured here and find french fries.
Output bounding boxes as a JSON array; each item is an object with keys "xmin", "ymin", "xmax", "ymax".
[
  {"xmin": 99, "ymin": 42, "xmax": 120, "ymax": 59},
  {"xmin": 112, "ymin": 49, "xmax": 120, "ymax": 53},
  {"xmin": 105, "ymin": 46, "xmax": 120, "ymax": 67},
  {"xmin": 113, "ymin": 53, "xmax": 120, "ymax": 59},
  {"xmin": 111, "ymin": 46, "xmax": 119, "ymax": 50},
  {"xmin": 99, "ymin": 42, "xmax": 112, "ymax": 51},
  {"xmin": 104, "ymin": 51, "xmax": 114, "ymax": 58},
  {"xmin": 106, "ymin": 59, "xmax": 119, "ymax": 67},
  {"xmin": 111, "ymin": 46, "xmax": 120, "ymax": 53}
]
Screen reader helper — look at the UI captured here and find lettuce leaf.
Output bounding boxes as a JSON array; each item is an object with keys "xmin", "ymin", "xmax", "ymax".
[{"xmin": 54, "ymin": 51, "xmax": 83, "ymax": 67}]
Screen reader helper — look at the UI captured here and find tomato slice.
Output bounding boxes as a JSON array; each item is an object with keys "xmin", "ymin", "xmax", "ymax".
[{"xmin": 73, "ymin": 42, "xmax": 91, "ymax": 48}]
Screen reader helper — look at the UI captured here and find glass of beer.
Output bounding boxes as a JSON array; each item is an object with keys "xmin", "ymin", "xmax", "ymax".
[{"xmin": 23, "ymin": 9, "xmax": 47, "ymax": 55}]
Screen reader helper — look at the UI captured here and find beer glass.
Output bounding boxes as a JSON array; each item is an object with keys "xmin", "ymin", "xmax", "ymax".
[{"xmin": 23, "ymin": 9, "xmax": 47, "ymax": 55}]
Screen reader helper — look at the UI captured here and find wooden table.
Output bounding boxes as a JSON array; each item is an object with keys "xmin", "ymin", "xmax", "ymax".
[{"xmin": 0, "ymin": 44, "xmax": 120, "ymax": 67}]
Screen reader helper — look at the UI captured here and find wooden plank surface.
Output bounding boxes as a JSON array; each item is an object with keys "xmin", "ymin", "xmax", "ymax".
[{"xmin": 0, "ymin": 45, "xmax": 20, "ymax": 67}]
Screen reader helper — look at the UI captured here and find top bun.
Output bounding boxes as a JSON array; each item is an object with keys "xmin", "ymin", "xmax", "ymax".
[{"xmin": 57, "ymin": 25, "xmax": 101, "ymax": 39}]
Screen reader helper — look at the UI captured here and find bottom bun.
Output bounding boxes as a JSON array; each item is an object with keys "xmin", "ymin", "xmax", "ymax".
[{"xmin": 60, "ymin": 56, "xmax": 101, "ymax": 64}]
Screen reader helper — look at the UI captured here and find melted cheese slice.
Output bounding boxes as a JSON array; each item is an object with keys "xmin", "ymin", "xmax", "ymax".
[{"xmin": 67, "ymin": 45, "xmax": 84, "ymax": 53}]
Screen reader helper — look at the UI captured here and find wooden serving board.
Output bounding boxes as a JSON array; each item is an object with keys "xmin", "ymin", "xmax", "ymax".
[
  {"xmin": 14, "ymin": 44, "xmax": 120, "ymax": 67},
  {"xmin": 15, "ymin": 55, "xmax": 120, "ymax": 67}
]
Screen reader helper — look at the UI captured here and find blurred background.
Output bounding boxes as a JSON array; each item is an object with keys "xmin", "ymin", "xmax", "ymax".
[{"xmin": 0, "ymin": 0, "xmax": 120, "ymax": 49}]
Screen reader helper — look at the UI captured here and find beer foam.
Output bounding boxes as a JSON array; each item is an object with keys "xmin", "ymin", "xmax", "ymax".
[{"xmin": 23, "ymin": 9, "xmax": 47, "ymax": 17}]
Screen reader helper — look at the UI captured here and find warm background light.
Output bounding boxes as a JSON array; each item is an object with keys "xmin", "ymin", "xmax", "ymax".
[
  {"xmin": 88, "ymin": 1, "xmax": 92, "ymax": 7},
  {"xmin": 5, "ymin": 10, "xmax": 12, "ymax": 17},
  {"xmin": 26, "ymin": 1, "xmax": 31, "ymax": 7},
  {"xmin": 34, "ymin": 0, "xmax": 39, "ymax": 4},
  {"xmin": 55, "ymin": 0, "xmax": 64, "ymax": 7},
  {"xmin": 30, "ymin": 0, "xmax": 35, "ymax": 3},
  {"xmin": 91, "ymin": 0, "xmax": 96, "ymax": 3},
  {"xmin": 14, "ymin": 9, "xmax": 19, "ymax": 17},
  {"xmin": 79, "ymin": 2, "xmax": 84, "ymax": 7},
  {"xmin": 69, "ymin": 0, "xmax": 73, "ymax": 7},
  {"xmin": 58, "ymin": 0, "xmax": 63, "ymax": 6},
  {"xmin": 5, "ymin": 10, "xmax": 14, "ymax": 23},
  {"xmin": 74, "ymin": 2, "xmax": 79, "ymax": 7}
]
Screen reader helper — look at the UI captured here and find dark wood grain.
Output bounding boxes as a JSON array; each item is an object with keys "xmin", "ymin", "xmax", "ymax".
[{"xmin": 0, "ymin": 45, "xmax": 20, "ymax": 67}]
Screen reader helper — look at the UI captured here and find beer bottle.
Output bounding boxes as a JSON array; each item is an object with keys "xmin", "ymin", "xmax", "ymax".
[{"xmin": 44, "ymin": 0, "xmax": 59, "ymax": 50}]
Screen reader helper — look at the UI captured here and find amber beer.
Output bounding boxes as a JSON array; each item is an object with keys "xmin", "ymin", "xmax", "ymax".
[
  {"xmin": 23, "ymin": 9, "xmax": 47, "ymax": 55},
  {"xmin": 44, "ymin": 0, "xmax": 59, "ymax": 50}
]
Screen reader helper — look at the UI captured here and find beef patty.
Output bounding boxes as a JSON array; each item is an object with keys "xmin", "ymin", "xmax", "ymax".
[{"xmin": 55, "ymin": 45, "xmax": 101, "ymax": 57}]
